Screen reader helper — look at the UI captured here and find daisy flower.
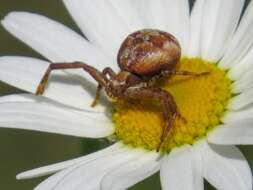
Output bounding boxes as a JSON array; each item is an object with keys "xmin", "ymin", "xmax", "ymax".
[{"xmin": 0, "ymin": 0, "xmax": 253, "ymax": 189}]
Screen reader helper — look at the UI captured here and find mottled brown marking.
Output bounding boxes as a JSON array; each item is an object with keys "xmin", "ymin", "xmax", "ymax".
[{"xmin": 118, "ymin": 29, "xmax": 181, "ymax": 76}]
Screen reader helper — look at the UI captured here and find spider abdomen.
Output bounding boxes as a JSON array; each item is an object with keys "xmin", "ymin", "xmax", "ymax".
[{"xmin": 117, "ymin": 29, "xmax": 181, "ymax": 76}]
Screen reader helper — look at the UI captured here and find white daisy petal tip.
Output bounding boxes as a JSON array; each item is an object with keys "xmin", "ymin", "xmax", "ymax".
[
  {"xmin": 15, "ymin": 143, "xmax": 124, "ymax": 181},
  {"xmin": 1, "ymin": 11, "xmax": 15, "ymax": 25},
  {"xmin": 16, "ymin": 173, "xmax": 26, "ymax": 180}
]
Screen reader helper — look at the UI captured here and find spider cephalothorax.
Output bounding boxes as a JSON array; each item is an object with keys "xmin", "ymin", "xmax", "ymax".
[{"xmin": 36, "ymin": 29, "xmax": 207, "ymax": 151}]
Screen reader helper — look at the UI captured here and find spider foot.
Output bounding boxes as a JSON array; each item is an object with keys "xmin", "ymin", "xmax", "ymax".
[
  {"xmin": 195, "ymin": 71, "xmax": 210, "ymax": 77},
  {"xmin": 176, "ymin": 112, "xmax": 187, "ymax": 124},
  {"xmin": 36, "ymin": 77, "xmax": 49, "ymax": 95},
  {"xmin": 156, "ymin": 141, "xmax": 163, "ymax": 152},
  {"xmin": 91, "ymin": 98, "xmax": 99, "ymax": 107},
  {"xmin": 90, "ymin": 85, "xmax": 102, "ymax": 108}
]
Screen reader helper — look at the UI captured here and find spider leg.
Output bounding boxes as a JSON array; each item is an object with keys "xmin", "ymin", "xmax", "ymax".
[
  {"xmin": 162, "ymin": 70, "xmax": 210, "ymax": 77},
  {"xmin": 123, "ymin": 87, "xmax": 180, "ymax": 152},
  {"xmin": 36, "ymin": 62, "xmax": 109, "ymax": 96},
  {"xmin": 91, "ymin": 67, "xmax": 117, "ymax": 107},
  {"xmin": 102, "ymin": 67, "xmax": 116, "ymax": 79},
  {"xmin": 147, "ymin": 70, "xmax": 210, "ymax": 87}
]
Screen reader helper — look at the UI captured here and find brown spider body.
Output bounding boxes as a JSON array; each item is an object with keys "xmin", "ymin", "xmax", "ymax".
[
  {"xmin": 118, "ymin": 29, "xmax": 181, "ymax": 76},
  {"xmin": 36, "ymin": 29, "xmax": 207, "ymax": 151}
]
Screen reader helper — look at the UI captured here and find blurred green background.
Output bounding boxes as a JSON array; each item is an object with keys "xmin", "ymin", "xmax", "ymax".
[{"xmin": 0, "ymin": 0, "xmax": 252, "ymax": 189}]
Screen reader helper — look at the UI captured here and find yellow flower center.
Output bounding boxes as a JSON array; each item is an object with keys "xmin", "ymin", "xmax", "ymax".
[{"xmin": 112, "ymin": 58, "xmax": 232, "ymax": 153}]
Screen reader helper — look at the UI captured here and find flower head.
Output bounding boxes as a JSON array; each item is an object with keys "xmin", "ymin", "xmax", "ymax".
[{"xmin": 0, "ymin": 0, "xmax": 253, "ymax": 189}]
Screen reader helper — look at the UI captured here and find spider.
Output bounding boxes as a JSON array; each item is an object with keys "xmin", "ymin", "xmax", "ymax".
[{"xmin": 36, "ymin": 29, "xmax": 208, "ymax": 151}]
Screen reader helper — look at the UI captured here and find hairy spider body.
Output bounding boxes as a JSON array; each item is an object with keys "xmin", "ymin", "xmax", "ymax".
[{"xmin": 36, "ymin": 29, "xmax": 207, "ymax": 151}]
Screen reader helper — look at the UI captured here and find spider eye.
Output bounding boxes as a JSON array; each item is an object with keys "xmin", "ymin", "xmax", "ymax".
[{"xmin": 117, "ymin": 29, "xmax": 181, "ymax": 76}]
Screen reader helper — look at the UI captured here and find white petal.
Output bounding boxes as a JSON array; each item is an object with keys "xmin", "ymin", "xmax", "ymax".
[
  {"xmin": 17, "ymin": 142, "xmax": 123, "ymax": 179},
  {"xmin": 63, "ymin": 0, "xmax": 129, "ymax": 60},
  {"xmin": 0, "ymin": 93, "xmax": 34, "ymax": 103},
  {"xmin": 167, "ymin": 0, "xmax": 190, "ymax": 57},
  {"xmin": 200, "ymin": 0, "xmax": 245, "ymax": 62},
  {"xmin": 228, "ymin": 89, "xmax": 253, "ymax": 110},
  {"xmin": 223, "ymin": 107, "xmax": 253, "ymax": 123},
  {"xmin": 187, "ymin": 0, "xmax": 205, "ymax": 57},
  {"xmin": 160, "ymin": 146, "xmax": 203, "ymax": 190},
  {"xmin": 228, "ymin": 46, "xmax": 253, "ymax": 80},
  {"xmin": 101, "ymin": 151, "xmax": 159, "ymax": 190},
  {"xmin": 214, "ymin": 110, "xmax": 253, "ymax": 145},
  {"xmin": 130, "ymin": 0, "xmax": 190, "ymax": 56},
  {"xmin": 0, "ymin": 94, "xmax": 109, "ymax": 121},
  {"xmin": 34, "ymin": 167, "xmax": 74, "ymax": 190},
  {"xmin": 219, "ymin": 1, "xmax": 253, "ymax": 68},
  {"xmin": 0, "ymin": 56, "xmax": 49, "ymax": 93},
  {"xmin": 208, "ymin": 120, "xmax": 253, "ymax": 145},
  {"xmin": 0, "ymin": 101, "xmax": 114, "ymax": 138},
  {"xmin": 201, "ymin": 143, "xmax": 252, "ymax": 190},
  {"xmin": 109, "ymin": 0, "xmax": 145, "ymax": 32},
  {"xmin": 1, "ymin": 12, "xmax": 111, "ymax": 69},
  {"xmin": 233, "ymin": 68, "xmax": 253, "ymax": 93},
  {"xmin": 53, "ymin": 147, "xmax": 144, "ymax": 190},
  {"xmin": 212, "ymin": 96, "xmax": 253, "ymax": 147}
]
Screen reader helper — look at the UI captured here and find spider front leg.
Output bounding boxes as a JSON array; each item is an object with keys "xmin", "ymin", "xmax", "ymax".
[
  {"xmin": 147, "ymin": 69, "xmax": 210, "ymax": 87},
  {"xmin": 36, "ymin": 62, "xmax": 109, "ymax": 103},
  {"xmin": 91, "ymin": 67, "xmax": 116, "ymax": 107},
  {"xmin": 123, "ymin": 87, "xmax": 181, "ymax": 152},
  {"xmin": 162, "ymin": 70, "xmax": 210, "ymax": 76}
]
